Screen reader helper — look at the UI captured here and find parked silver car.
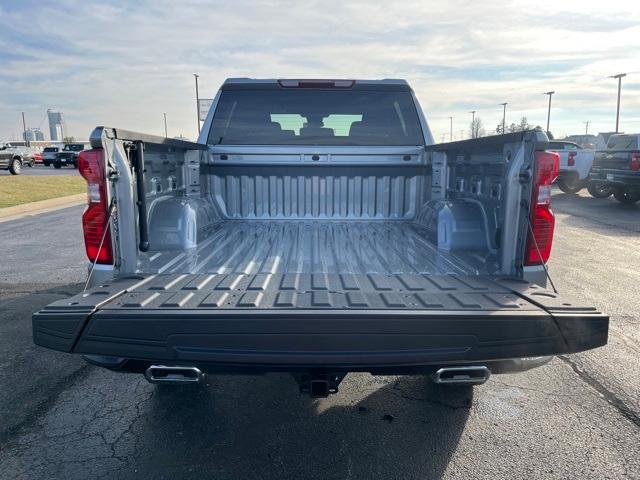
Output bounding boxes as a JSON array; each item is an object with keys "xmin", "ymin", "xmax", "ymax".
[{"xmin": 42, "ymin": 146, "xmax": 61, "ymax": 167}]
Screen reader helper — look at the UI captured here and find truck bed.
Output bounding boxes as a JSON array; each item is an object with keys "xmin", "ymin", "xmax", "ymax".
[
  {"xmin": 140, "ymin": 220, "xmax": 481, "ymax": 276},
  {"xmin": 31, "ymin": 125, "xmax": 609, "ymax": 378}
]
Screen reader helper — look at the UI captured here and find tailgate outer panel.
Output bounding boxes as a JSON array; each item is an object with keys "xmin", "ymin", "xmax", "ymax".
[{"xmin": 32, "ymin": 274, "xmax": 608, "ymax": 367}]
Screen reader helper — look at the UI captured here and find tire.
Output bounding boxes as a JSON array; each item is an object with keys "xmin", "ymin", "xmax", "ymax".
[
  {"xmin": 587, "ymin": 181, "xmax": 614, "ymax": 198},
  {"xmin": 53, "ymin": 162, "xmax": 62, "ymax": 169},
  {"xmin": 557, "ymin": 179, "xmax": 583, "ymax": 194},
  {"xmin": 8, "ymin": 158, "xmax": 22, "ymax": 175},
  {"xmin": 43, "ymin": 161, "xmax": 50, "ymax": 167},
  {"xmin": 28, "ymin": 160, "xmax": 35, "ymax": 168},
  {"xmin": 613, "ymin": 188, "xmax": 640, "ymax": 204}
]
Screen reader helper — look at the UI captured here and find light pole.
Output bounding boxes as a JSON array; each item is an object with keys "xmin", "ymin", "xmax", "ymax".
[
  {"xmin": 163, "ymin": 113, "xmax": 168, "ymax": 137},
  {"xmin": 449, "ymin": 116, "xmax": 453, "ymax": 142},
  {"xmin": 500, "ymin": 103, "xmax": 508, "ymax": 134},
  {"xmin": 543, "ymin": 91, "xmax": 555, "ymax": 133},
  {"xmin": 21, "ymin": 112, "xmax": 28, "ymax": 146},
  {"xmin": 194, "ymin": 73, "xmax": 201, "ymax": 135},
  {"xmin": 609, "ymin": 73, "xmax": 626, "ymax": 133},
  {"xmin": 469, "ymin": 110, "xmax": 476, "ymax": 138}
]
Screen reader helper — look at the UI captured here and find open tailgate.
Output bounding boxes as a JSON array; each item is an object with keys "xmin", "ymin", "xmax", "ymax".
[{"xmin": 33, "ymin": 274, "xmax": 608, "ymax": 367}]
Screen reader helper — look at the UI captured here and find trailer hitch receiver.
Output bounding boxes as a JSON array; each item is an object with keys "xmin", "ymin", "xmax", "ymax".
[{"xmin": 295, "ymin": 373, "xmax": 346, "ymax": 397}]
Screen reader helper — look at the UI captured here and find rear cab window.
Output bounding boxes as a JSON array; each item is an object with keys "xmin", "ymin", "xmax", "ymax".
[
  {"xmin": 607, "ymin": 135, "xmax": 639, "ymax": 150},
  {"xmin": 549, "ymin": 142, "xmax": 580, "ymax": 150},
  {"xmin": 207, "ymin": 84, "xmax": 424, "ymax": 146},
  {"xmin": 63, "ymin": 144, "xmax": 85, "ymax": 152}
]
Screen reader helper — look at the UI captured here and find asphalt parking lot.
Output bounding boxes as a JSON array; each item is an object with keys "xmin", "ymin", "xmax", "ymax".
[{"xmin": 0, "ymin": 189, "xmax": 638, "ymax": 480}]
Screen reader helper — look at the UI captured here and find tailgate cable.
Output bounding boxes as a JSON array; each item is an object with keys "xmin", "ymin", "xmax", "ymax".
[
  {"xmin": 83, "ymin": 198, "xmax": 116, "ymax": 292},
  {"xmin": 525, "ymin": 216, "xmax": 559, "ymax": 294}
]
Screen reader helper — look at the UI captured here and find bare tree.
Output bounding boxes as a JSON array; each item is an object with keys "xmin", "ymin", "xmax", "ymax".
[
  {"xmin": 495, "ymin": 116, "xmax": 532, "ymax": 134},
  {"xmin": 469, "ymin": 117, "xmax": 486, "ymax": 138},
  {"xmin": 506, "ymin": 116, "xmax": 531, "ymax": 133}
]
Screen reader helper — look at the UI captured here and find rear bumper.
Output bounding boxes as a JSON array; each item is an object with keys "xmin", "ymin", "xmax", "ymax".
[
  {"xmin": 82, "ymin": 354, "xmax": 554, "ymax": 376},
  {"xmin": 557, "ymin": 170, "xmax": 587, "ymax": 184},
  {"xmin": 590, "ymin": 168, "xmax": 640, "ymax": 187},
  {"xmin": 55, "ymin": 156, "xmax": 76, "ymax": 164}
]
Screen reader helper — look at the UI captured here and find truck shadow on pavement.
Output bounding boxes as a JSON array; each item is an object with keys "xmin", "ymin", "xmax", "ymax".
[{"xmin": 130, "ymin": 373, "xmax": 472, "ymax": 479}]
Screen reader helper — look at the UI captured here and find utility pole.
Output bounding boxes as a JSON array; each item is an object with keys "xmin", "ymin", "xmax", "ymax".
[
  {"xmin": 163, "ymin": 113, "xmax": 168, "ymax": 137},
  {"xmin": 194, "ymin": 73, "xmax": 201, "ymax": 135},
  {"xmin": 449, "ymin": 116, "xmax": 453, "ymax": 142},
  {"xmin": 584, "ymin": 121, "xmax": 590, "ymax": 136},
  {"xmin": 21, "ymin": 112, "xmax": 28, "ymax": 146},
  {"xmin": 609, "ymin": 73, "xmax": 626, "ymax": 133},
  {"xmin": 543, "ymin": 91, "xmax": 555, "ymax": 133},
  {"xmin": 500, "ymin": 103, "xmax": 508, "ymax": 134},
  {"xmin": 469, "ymin": 110, "xmax": 476, "ymax": 138}
]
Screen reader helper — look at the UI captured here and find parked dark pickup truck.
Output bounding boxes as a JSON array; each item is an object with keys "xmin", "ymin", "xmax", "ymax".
[
  {"xmin": 32, "ymin": 78, "xmax": 608, "ymax": 397},
  {"xmin": 589, "ymin": 133, "xmax": 640, "ymax": 203},
  {"xmin": 54, "ymin": 143, "xmax": 89, "ymax": 168}
]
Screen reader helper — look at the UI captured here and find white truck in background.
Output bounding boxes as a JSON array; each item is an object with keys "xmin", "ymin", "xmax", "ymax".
[{"xmin": 550, "ymin": 140, "xmax": 595, "ymax": 194}]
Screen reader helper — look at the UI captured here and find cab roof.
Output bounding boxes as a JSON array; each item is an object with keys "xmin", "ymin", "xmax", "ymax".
[{"xmin": 221, "ymin": 78, "xmax": 412, "ymax": 91}]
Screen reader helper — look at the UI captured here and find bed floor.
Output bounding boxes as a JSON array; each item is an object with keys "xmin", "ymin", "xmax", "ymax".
[{"xmin": 139, "ymin": 220, "xmax": 484, "ymax": 276}]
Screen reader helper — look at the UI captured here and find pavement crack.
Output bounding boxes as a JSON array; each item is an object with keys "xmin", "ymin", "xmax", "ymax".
[
  {"xmin": 559, "ymin": 355, "xmax": 640, "ymax": 430},
  {"xmin": 0, "ymin": 364, "xmax": 94, "ymax": 445}
]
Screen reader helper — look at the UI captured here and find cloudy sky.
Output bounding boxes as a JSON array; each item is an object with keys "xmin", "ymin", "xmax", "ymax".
[{"xmin": 1, "ymin": 0, "xmax": 639, "ymax": 142}]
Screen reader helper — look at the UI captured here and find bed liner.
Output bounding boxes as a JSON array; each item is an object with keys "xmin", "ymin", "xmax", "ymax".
[{"xmin": 140, "ymin": 220, "xmax": 484, "ymax": 276}]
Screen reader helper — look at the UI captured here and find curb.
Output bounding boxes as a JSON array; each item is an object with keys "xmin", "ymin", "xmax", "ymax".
[{"xmin": 0, "ymin": 194, "xmax": 86, "ymax": 223}]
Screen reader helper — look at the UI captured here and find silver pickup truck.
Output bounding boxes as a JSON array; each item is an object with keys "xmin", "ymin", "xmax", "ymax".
[{"xmin": 33, "ymin": 78, "xmax": 608, "ymax": 397}]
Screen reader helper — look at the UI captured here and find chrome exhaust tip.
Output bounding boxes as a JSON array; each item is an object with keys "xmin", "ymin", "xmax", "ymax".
[
  {"xmin": 433, "ymin": 366, "xmax": 490, "ymax": 385},
  {"xmin": 144, "ymin": 365, "xmax": 204, "ymax": 384}
]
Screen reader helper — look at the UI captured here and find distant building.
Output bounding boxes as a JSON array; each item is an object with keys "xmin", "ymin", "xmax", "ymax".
[
  {"xmin": 24, "ymin": 128, "xmax": 45, "ymax": 142},
  {"xmin": 47, "ymin": 110, "xmax": 66, "ymax": 141}
]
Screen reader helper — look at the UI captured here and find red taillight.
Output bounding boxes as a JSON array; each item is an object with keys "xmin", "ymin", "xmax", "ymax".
[
  {"xmin": 630, "ymin": 151, "xmax": 640, "ymax": 171},
  {"xmin": 525, "ymin": 150, "xmax": 559, "ymax": 266},
  {"xmin": 78, "ymin": 148, "xmax": 113, "ymax": 264},
  {"xmin": 568, "ymin": 151, "xmax": 576, "ymax": 167}
]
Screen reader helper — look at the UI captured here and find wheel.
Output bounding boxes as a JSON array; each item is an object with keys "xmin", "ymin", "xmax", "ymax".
[
  {"xmin": 613, "ymin": 188, "xmax": 640, "ymax": 204},
  {"xmin": 28, "ymin": 159, "xmax": 35, "ymax": 168},
  {"xmin": 53, "ymin": 162, "xmax": 62, "ymax": 169},
  {"xmin": 557, "ymin": 179, "xmax": 583, "ymax": 194},
  {"xmin": 587, "ymin": 181, "xmax": 614, "ymax": 198},
  {"xmin": 43, "ymin": 161, "xmax": 50, "ymax": 167},
  {"xmin": 8, "ymin": 158, "xmax": 22, "ymax": 175}
]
